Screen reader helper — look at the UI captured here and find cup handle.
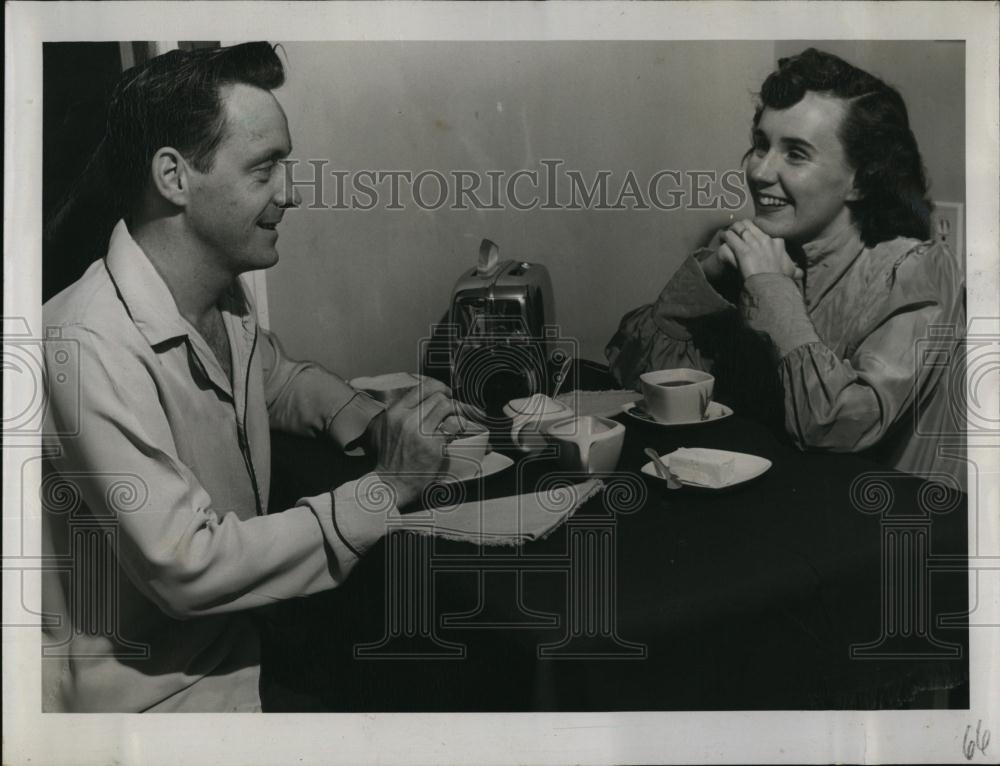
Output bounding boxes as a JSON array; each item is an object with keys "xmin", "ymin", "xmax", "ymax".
[
  {"xmin": 699, "ymin": 389, "xmax": 710, "ymax": 419},
  {"xmin": 510, "ymin": 414, "xmax": 537, "ymax": 452},
  {"xmin": 509, "ymin": 415, "xmax": 525, "ymax": 445}
]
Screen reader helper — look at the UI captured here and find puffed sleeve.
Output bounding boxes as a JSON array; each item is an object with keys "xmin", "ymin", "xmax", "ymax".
[
  {"xmin": 740, "ymin": 242, "xmax": 963, "ymax": 452},
  {"xmin": 258, "ymin": 329, "xmax": 385, "ymax": 448},
  {"xmin": 606, "ymin": 250, "xmax": 732, "ymax": 389},
  {"xmin": 606, "ymin": 241, "xmax": 786, "ymax": 422}
]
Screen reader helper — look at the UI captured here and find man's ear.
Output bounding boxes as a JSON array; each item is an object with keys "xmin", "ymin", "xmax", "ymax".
[
  {"xmin": 845, "ymin": 175, "xmax": 862, "ymax": 202},
  {"xmin": 150, "ymin": 147, "xmax": 190, "ymax": 207}
]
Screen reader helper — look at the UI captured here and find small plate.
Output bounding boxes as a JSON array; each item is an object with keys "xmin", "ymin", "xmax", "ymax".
[
  {"xmin": 640, "ymin": 448, "xmax": 771, "ymax": 490},
  {"xmin": 622, "ymin": 400, "xmax": 733, "ymax": 427},
  {"xmin": 438, "ymin": 452, "xmax": 514, "ymax": 484}
]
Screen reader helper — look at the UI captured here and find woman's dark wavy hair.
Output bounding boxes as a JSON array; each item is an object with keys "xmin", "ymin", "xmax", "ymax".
[
  {"xmin": 105, "ymin": 41, "xmax": 285, "ymax": 216},
  {"xmin": 751, "ymin": 48, "xmax": 932, "ymax": 246}
]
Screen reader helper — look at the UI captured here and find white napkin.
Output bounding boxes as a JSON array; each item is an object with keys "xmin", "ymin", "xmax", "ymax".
[
  {"xmin": 393, "ymin": 478, "xmax": 604, "ymax": 546},
  {"xmin": 556, "ymin": 389, "xmax": 641, "ymax": 418}
]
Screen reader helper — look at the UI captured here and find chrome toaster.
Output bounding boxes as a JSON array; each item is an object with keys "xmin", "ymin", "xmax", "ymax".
[{"xmin": 446, "ymin": 239, "xmax": 557, "ymax": 413}]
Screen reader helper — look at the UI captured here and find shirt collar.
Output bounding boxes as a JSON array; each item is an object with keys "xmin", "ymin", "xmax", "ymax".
[
  {"xmin": 800, "ymin": 223, "xmax": 866, "ymax": 307},
  {"xmin": 104, "ymin": 219, "xmax": 254, "ymax": 347},
  {"xmin": 105, "ymin": 220, "xmax": 191, "ymax": 346}
]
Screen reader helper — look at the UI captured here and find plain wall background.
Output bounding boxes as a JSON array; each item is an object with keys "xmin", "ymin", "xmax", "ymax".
[{"xmin": 265, "ymin": 41, "xmax": 964, "ymax": 377}]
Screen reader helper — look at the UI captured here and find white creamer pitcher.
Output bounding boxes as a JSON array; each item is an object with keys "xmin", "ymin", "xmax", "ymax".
[{"xmin": 542, "ymin": 415, "xmax": 625, "ymax": 473}]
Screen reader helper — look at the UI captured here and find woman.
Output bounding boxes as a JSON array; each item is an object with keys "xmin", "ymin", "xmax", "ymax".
[{"xmin": 607, "ymin": 48, "xmax": 966, "ymax": 491}]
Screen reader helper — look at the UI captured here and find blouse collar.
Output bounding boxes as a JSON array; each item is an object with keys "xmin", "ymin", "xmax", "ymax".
[{"xmin": 800, "ymin": 223, "xmax": 866, "ymax": 309}]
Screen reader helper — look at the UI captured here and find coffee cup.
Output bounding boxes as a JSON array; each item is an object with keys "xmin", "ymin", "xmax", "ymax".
[
  {"xmin": 442, "ymin": 425, "xmax": 490, "ymax": 480},
  {"xmin": 502, "ymin": 394, "xmax": 573, "ymax": 453},
  {"xmin": 639, "ymin": 368, "xmax": 714, "ymax": 423},
  {"xmin": 543, "ymin": 415, "xmax": 625, "ymax": 473}
]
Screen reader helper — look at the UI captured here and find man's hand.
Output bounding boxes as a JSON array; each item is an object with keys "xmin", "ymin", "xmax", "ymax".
[
  {"xmin": 363, "ymin": 377, "xmax": 486, "ymax": 455},
  {"xmin": 369, "ymin": 385, "xmax": 486, "ymax": 508},
  {"xmin": 719, "ymin": 220, "xmax": 803, "ymax": 281}
]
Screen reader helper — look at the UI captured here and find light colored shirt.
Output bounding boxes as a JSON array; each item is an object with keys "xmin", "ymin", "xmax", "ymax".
[
  {"xmin": 606, "ymin": 224, "xmax": 966, "ymax": 491},
  {"xmin": 41, "ymin": 220, "xmax": 392, "ymax": 712}
]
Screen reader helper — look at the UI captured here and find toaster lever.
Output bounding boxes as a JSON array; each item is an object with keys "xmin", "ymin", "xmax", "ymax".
[{"xmin": 477, "ymin": 238, "xmax": 501, "ymax": 276}]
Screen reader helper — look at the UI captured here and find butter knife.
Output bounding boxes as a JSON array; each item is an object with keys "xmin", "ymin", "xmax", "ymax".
[{"xmin": 644, "ymin": 447, "xmax": 682, "ymax": 489}]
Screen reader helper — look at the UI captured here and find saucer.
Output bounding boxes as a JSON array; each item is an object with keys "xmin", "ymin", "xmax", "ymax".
[
  {"xmin": 438, "ymin": 452, "xmax": 514, "ymax": 484},
  {"xmin": 621, "ymin": 400, "xmax": 733, "ymax": 427},
  {"xmin": 640, "ymin": 448, "xmax": 771, "ymax": 490}
]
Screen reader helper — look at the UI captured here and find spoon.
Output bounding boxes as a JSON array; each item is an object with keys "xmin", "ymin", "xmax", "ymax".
[
  {"xmin": 550, "ymin": 355, "xmax": 574, "ymax": 401},
  {"xmin": 644, "ymin": 447, "xmax": 682, "ymax": 489}
]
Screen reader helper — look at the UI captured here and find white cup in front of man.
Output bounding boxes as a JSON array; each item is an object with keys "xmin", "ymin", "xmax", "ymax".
[
  {"xmin": 639, "ymin": 368, "xmax": 714, "ymax": 423},
  {"xmin": 441, "ymin": 424, "xmax": 491, "ymax": 480}
]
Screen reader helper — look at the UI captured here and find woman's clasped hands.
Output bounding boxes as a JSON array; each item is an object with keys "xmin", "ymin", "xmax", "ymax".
[{"xmin": 718, "ymin": 220, "xmax": 804, "ymax": 282}]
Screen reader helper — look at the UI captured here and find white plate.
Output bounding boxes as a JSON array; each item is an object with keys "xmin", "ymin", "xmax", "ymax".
[
  {"xmin": 438, "ymin": 452, "xmax": 514, "ymax": 484},
  {"xmin": 622, "ymin": 400, "xmax": 733, "ymax": 427},
  {"xmin": 640, "ymin": 448, "xmax": 771, "ymax": 490}
]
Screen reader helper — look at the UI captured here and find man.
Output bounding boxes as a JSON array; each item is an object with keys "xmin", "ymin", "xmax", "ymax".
[{"xmin": 41, "ymin": 42, "xmax": 464, "ymax": 712}]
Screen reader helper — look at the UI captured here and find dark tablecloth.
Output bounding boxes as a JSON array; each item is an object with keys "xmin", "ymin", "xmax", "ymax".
[{"xmin": 260, "ymin": 377, "xmax": 968, "ymax": 711}]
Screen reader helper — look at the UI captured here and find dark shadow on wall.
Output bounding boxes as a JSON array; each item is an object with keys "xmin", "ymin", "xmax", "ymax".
[
  {"xmin": 43, "ymin": 42, "xmax": 124, "ymax": 302},
  {"xmin": 43, "ymin": 42, "xmax": 221, "ymax": 303}
]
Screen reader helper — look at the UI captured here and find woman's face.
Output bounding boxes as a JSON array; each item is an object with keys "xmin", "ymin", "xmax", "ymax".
[{"xmin": 746, "ymin": 92, "xmax": 859, "ymax": 245}]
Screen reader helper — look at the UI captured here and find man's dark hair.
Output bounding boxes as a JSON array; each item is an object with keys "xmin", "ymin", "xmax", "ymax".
[
  {"xmin": 106, "ymin": 41, "xmax": 285, "ymax": 216},
  {"xmin": 751, "ymin": 47, "xmax": 932, "ymax": 247}
]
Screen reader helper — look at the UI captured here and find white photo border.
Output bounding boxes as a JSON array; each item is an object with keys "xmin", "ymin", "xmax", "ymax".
[{"xmin": 4, "ymin": 2, "xmax": 998, "ymax": 765}]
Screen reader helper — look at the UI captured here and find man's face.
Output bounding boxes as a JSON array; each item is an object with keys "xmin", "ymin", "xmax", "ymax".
[
  {"xmin": 745, "ymin": 92, "xmax": 858, "ymax": 245},
  {"xmin": 184, "ymin": 83, "xmax": 298, "ymax": 276}
]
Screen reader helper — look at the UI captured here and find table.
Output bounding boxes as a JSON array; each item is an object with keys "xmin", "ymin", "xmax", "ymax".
[{"xmin": 260, "ymin": 387, "xmax": 968, "ymax": 711}]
